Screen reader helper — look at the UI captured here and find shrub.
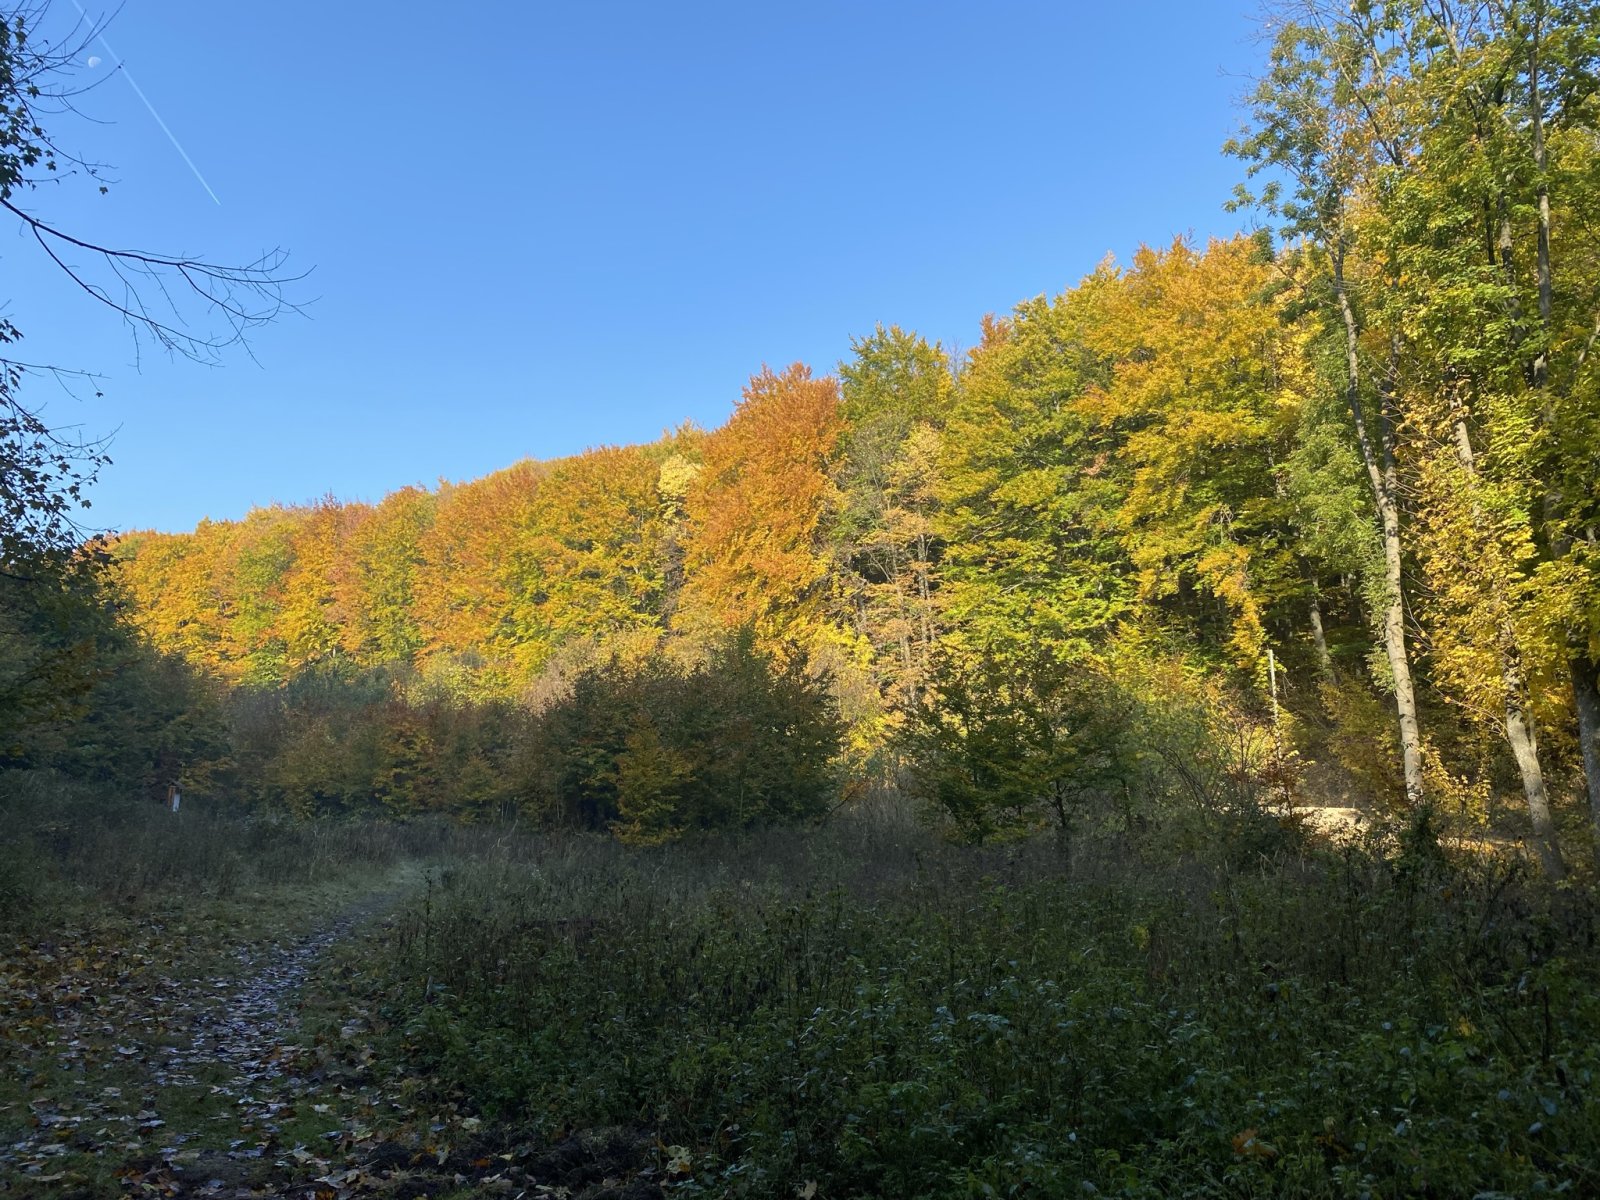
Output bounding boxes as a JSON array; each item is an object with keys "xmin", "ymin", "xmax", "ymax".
[
  {"xmin": 519, "ymin": 630, "xmax": 845, "ymax": 841},
  {"xmin": 901, "ymin": 650, "xmax": 1138, "ymax": 843},
  {"xmin": 381, "ymin": 827, "xmax": 1600, "ymax": 1198}
]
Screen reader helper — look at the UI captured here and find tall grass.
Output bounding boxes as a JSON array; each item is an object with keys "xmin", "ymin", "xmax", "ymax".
[
  {"xmin": 0, "ymin": 769, "xmax": 462, "ymax": 927},
  {"xmin": 380, "ymin": 814, "xmax": 1600, "ymax": 1198}
]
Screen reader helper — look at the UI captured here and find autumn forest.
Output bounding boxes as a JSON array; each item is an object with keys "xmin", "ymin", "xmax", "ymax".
[
  {"xmin": 72, "ymin": 29, "xmax": 1600, "ymax": 867},
  {"xmin": 8, "ymin": 3, "xmax": 1600, "ymax": 1196}
]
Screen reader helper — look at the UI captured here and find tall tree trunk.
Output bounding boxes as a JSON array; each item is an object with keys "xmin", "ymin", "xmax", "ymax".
[
  {"xmin": 1530, "ymin": 14, "xmax": 1553, "ymax": 390},
  {"xmin": 1569, "ymin": 651, "xmax": 1600, "ymax": 858},
  {"xmin": 1445, "ymin": 385, "xmax": 1567, "ymax": 879},
  {"xmin": 1502, "ymin": 639, "xmax": 1566, "ymax": 879},
  {"xmin": 1333, "ymin": 250, "xmax": 1426, "ymax": 806},
  {"xmin": 1525, "ymin": 15, "xmax": 1599, "ymax": 827},
  {"xmin": 1309, "ymin": 591, "xmax": 1333, "ymax": 678}
]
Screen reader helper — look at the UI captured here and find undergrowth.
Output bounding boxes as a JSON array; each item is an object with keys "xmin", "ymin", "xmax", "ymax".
[
  {"xmin": 375, "ymin": 815, "xmax": 1600, "ymax": 1198},
  {"xmin": 8, "ymin": 768, "xmax": 1600, "ymax": 1196},
  {"xmin": 0, "ymin": 769, "xmax": 470, "ymax": 931}
]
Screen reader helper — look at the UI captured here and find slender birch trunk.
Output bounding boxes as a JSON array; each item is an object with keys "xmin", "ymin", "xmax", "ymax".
[
  {"xmin": 1503, "ymin": 646, "xmax": 1566, "ymax": 879},
  {"xmin": 1309, "ymin": 591, "xmax": 1333, "ymax": 678},
  {"xmin": 1333, "ymin": 250, "xmax": 1426, "ymax": 806}
]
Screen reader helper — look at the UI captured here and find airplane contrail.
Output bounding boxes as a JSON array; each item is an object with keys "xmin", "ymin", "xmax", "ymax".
[{"xmin": 69, "ymin": 0, "xmax": 222, "ymax": 206}]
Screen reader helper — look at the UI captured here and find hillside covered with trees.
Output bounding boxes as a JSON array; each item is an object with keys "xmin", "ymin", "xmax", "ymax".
[
  {"xmin": 96, "ymin": 0, "xmax": 1600, "ymax": 868},
  {"xmin": 12, "ymin": 5, "xmax": 1600, "ymax": 1197},
  {"xmin": 3, "ymin": 1, "xmax": 1599, "ymax": 873}
]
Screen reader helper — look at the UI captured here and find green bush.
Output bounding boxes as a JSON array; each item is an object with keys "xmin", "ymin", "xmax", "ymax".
[
  {"xmin": 519, "ymin": 630, "xmax": 845, "ymax": 841},
  {"xmin": 901, "ymin": 651, "xmax": 1140, "ymax": 843}
]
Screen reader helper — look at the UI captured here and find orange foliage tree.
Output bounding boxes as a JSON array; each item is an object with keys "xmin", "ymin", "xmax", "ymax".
[{"xmin": 680, "ymin": 364, "xmax": 844, "ymax": 657}]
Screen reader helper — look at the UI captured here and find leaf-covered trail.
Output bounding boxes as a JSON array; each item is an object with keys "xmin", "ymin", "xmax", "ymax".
[
  {"xmin": 2, "ymin": 879, "xmax": 406, "ymax": 1195},
  {"xmin": 134, "ymin": 890, "xmax": 406, "ymax": 1195},
  {"xmin": 3, "ymin": 872, "xmax": 658, "ymax": 1199}
]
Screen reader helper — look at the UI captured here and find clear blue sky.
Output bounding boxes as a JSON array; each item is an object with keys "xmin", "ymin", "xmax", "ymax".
[{"xmin": 7, "ymin": 1, "xmax": 1265, "ymax": 534}]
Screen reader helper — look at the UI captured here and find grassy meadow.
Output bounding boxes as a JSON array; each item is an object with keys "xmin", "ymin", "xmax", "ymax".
[{"xmin": 5, "ymin": 775, "xmax": 1600, "ymax": 1198}]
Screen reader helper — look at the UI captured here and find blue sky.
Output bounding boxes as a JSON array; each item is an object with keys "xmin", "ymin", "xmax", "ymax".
[{"xmin": 7, "ymin": 1, "xmax": 1265, "ymax": 534}]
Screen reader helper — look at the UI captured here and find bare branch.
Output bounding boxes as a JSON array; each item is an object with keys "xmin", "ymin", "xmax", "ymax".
[{"xmin": 3, "ymin": 196, "xmax": 310, "ymax": 364}]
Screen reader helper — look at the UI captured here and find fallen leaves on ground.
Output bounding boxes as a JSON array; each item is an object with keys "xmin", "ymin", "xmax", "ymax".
[{"xmin": 1, "ymin": 886, "xmax": 663, "ymax": 1199}]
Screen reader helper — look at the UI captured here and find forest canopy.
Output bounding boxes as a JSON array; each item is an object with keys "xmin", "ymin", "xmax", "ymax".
[{"xmin": 5, "ymin": 1, "xmax": 1600, "ymax": 871}]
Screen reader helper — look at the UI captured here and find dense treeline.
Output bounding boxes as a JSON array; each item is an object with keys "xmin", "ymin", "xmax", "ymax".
[{"xmin": 7, "ymin": 2, "xmax": 1600, "ymax": 867}]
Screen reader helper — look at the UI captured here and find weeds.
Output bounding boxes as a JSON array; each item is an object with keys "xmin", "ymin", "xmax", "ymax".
[
  {"xmin": 0, "ymin": 769, "xmax": 483, "ymax": 929},
  {"xmin": 377, "ymin": 814, "xmax": 1600, "ymax": 1197},
  {"xmin": 7, "ymin": 771, "xmax": 1600, "ymax": 1197}
]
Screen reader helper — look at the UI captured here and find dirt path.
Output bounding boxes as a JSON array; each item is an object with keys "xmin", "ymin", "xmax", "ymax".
[
  {"xmin": 149, "ymin": 891, "xmax": 397, "ymax": 1125},
  {"xmin": 2, "ymin": 884, "xmax": 415, "ymax": 1197},
  {"xmin": 3, "ymin": 875, "xmax": 659, "ymax": 1200}
]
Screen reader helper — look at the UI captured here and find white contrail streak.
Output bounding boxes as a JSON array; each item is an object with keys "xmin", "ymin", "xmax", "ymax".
[{"xmin": 69, "ymin": 1, "xmax": 222, "ymax": 206}]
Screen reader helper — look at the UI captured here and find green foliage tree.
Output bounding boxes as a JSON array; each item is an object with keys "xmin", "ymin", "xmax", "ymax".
[
  {"xmin": 831, "ymin": 326, "xmax": 952, "ymax": 725},
  {"xmin": 1222, "ymin": 0, "xmax": 1600, "ymax": 872},
  {"xmin": 937, "ymin": 293, "xmax": 1128, "ymax": 670},
  {"xmin": 522, "ymin": 632, "xmax": 844, "ymax": 842},
  {"xmin": 904, "ymin": 650, "xmax": 1136, "ymax": 844},
  {"xmin": 1227, "ymin": 3, "xmax": 1429, "ymax": 809}
]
